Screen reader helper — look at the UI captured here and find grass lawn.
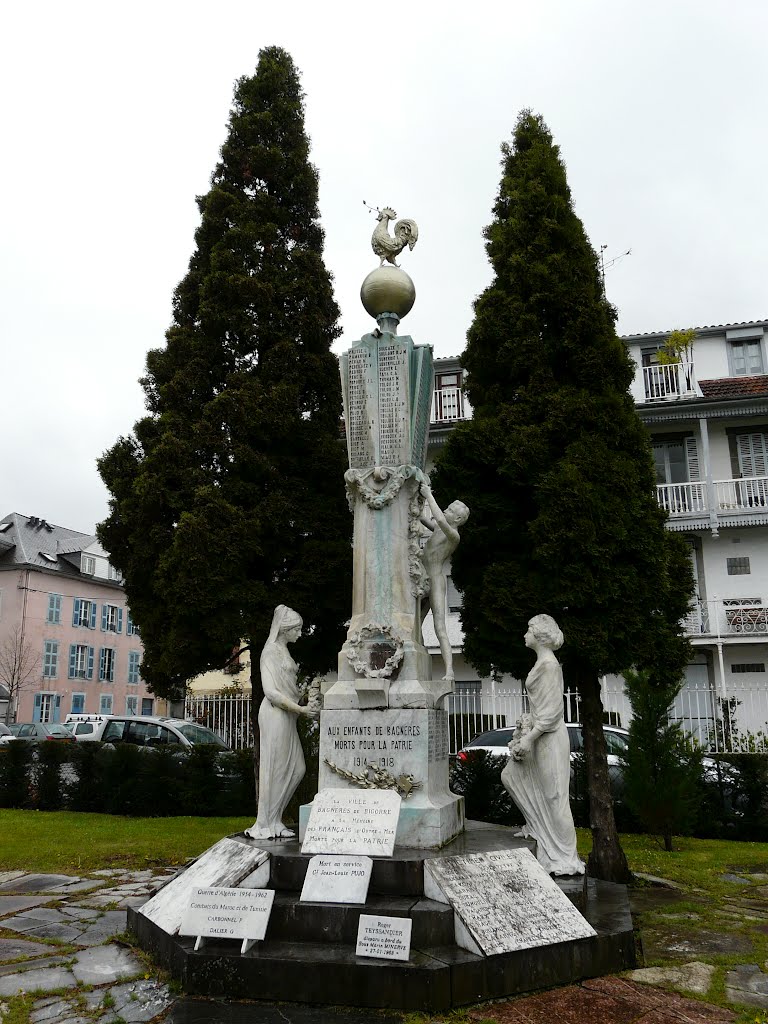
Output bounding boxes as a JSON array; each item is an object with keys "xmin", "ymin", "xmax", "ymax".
[{"xmin": 0, "ymin": 809, "xmax": 254, "ymax": 872}]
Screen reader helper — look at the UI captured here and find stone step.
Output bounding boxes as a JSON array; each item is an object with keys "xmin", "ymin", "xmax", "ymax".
[{"xmin": 266, "ymin": 893, "xmax": 454, "ymax": 946}]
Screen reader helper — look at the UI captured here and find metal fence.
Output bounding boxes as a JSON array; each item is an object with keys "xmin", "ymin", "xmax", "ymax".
[{"xmin": 187, "ymin": 677, "xmax": 768, "ymax": 755}]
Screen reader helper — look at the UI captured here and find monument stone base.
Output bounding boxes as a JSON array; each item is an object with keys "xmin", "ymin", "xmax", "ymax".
[
  {"xmin": 128, "ymin": 823, "xmax": 637, "ymax": 1013},
  {"xmin": 300, "ymin": 707, "xmax": 464, "ymax": 849}
]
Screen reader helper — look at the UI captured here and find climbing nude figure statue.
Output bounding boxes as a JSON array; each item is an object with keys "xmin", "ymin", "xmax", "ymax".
[{"xmin": 418, "ymin": 483, "xmax": 470, "ymax": 683}]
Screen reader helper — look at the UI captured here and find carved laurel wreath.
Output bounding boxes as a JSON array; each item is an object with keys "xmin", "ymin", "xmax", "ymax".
[
  {"xmin": 345, "ymin": 623, "xmax": 404, "ymax": 679},
  {"xmin": 344, "ymin": 465, "xmax": 428, "ymax": 512}
]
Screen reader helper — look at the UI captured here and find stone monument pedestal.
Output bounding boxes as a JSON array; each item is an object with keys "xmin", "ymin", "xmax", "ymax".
[{"xmin": 300, "ymin": 708, "xmax": 464, "ymax": 849}]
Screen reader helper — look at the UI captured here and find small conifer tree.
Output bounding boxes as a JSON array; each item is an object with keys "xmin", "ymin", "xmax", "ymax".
[{"xmin": 622, "ymin": 670, "xmax": 702, "ymax": 851}]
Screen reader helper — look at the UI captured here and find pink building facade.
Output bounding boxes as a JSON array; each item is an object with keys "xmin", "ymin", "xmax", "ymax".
[{"xmin": 0, "ymin": 513, "xmax": 160, "ymax": 723}]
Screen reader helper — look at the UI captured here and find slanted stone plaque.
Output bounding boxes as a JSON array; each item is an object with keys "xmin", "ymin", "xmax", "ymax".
[
  {"xmin": 300, "ymin": 855, "xmax": 372, "ymax": 904},
  {"xmin": 356, "ymin": 914, "xmax": 412, "ymax": 961},
  {"xmin": 424, "ymin": 848, "xmax": 596, "ymax": 956},
  {"xmin": 180, "ymin": 886, "xmax": 275, "ymax": 953},
  {"xmin": 139, "ymin": 838, "xmax": 268, "ymax": 935},
  {"xmin": 301, "ymin": 789, "xmax": 400, "ymax": 857}
]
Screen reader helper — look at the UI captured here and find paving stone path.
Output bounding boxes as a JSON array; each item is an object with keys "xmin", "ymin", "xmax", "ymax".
[{"xmin": 1, "ymin": 866, "xmax": 766, "ymax": 1022}]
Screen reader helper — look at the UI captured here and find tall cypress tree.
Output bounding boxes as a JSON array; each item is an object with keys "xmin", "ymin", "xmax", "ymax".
[
  {"xmin": 432, "ymin": 111, "xmax": 693, "ymax": 881},
  {"xmin": 98, "ymin": 49, "xmax": 350, "ymax": 757}
]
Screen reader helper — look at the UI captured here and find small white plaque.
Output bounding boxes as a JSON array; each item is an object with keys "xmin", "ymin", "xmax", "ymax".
[
  {"xmin": 180, "ymin": 887, "xmax": 275, "ymax": 944},
  {"xmin": 356, "ymin": 914, "xmax": 412, "ymax": 961},
  {"xmin": 301, "ymin": 789, "xmax": 401, "ymax": 857},
  {"xmin": 300, "ymin": 855, "xmax": 372, "ymax": 904}
]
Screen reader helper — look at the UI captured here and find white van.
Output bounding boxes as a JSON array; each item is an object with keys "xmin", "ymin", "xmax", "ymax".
[{"xmin": 64, "ymin": 713, "xmax": 107, "ymax": 741}]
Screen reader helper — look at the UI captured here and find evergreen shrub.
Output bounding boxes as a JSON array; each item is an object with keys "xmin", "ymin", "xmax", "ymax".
[
  {"xmin": 0, "ymin": 741, "xmax": 34, "ymax": 808},
  {"xmin": 35, "ymin": 742, "xmax": 69, "ymax": 811}
]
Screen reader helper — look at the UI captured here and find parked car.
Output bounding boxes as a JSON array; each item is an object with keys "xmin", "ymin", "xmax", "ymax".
[
  {"xmin": 9, "ymin": 722, "xmax": 76, "ymax": 743},
  {"xmin": 94, "ymin": 715, "xmax": 230, "ymax": 749},
  {"xmin": 0, "ymin": 722, "xmax": 18, "ymax": 745},
  {"xmin": 457, "ymin": 723, "xmax": 629, "ymax": 796},
  {"xmin": 64, "ymin": 713, "xmax": 108, "ymax": 741}
]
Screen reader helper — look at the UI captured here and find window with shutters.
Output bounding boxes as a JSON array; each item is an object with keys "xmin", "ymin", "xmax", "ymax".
[
  {"xmin": 99, "ymin": 648, "xmax": 116, "ymax": 683},
  {"xmin": 99, "ymin": 694, "xmax": 113, "ymax": 714},
  {"xmin": 728, "ymin": 339, "xmax": 764, "ymax": 377},
  {"xmin": 734, "ymin": 432, "xmax": 768, "ymax": 507},
  {"xmin": 652, "ymin": 436, "xmax": 704, "ymax": 513},
  {"xmin": 46, "ymin": 594, "xmax": 62, "ymax": 624},
  {"xmin": 127, "ymin": 651, "xmax": 141, "ymax": 685},
  {"xmin": 42, "ymin": 640, "xmax": 59, "ymax": 678},
  {"xmin": 125, "ymin": 695, "xmax": 139, "ymax": 715},
  {"xmin": 73, "ymin": 599, "xmax": 96, "ymax": 629},
  {"xmin": 101, "ymin": 604, "xmax": 123, "ymax": 633},
  {"xmin": 69, "ymin": 644, "xmax": 92, "ymax": 680},
  {"xmin": 71, "ymin": 693, "xmax": 86, "ymax": 714}
]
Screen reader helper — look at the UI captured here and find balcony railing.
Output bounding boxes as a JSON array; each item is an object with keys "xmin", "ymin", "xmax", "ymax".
[
  {"xmin": 656, "ymin": 482, "xmax": 707, "ymax": 516},
  {"xmin": 715, "ymin": 476, "xmax": 768, "ymax": 511},
  {"xmin": 431, "ymin": 385, "xmax": 469, "ymax": 423},
  {"xmin": 684, "ymin": 599, "xmax": 768, "ymax": 638},
  {"xmin": 656, "ymin": 477, "xmax": 768, "ymax": 517},
  {"xmin": 643, "ymin": 362, "xmax": 685, "ymax": 400}
]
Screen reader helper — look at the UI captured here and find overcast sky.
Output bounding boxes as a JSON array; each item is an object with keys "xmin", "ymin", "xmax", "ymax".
[{"xmin": 2, "ymin": 0, "xmax": 767, "ymax": 534}]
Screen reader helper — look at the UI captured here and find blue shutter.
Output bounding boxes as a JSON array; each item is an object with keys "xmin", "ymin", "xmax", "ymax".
[
  {"xmin": 71, "ymin": 693, "xmax": 84, "ymax": 714},
  {"xmin": 33, "ymin": 694, "xmax": 42, "ymax": 723},
  {"xmin": 53, "ymin": 695, "xmax": 61, "ymax": 724},
  {"xmin": 99, "ymin": 648, "xmax": 106, "ymax": 681},
  {"xmin": 101, "ymin": 605, "xmax": 108, "ymax": 632},
  {"xmin": 126, "ymin": 612, "xmax": 133, "ymax": 636},
  {"xmin": 87, "ymin": 647, "xmax": 95, "ymax": 680},
  {"xmin": 90, "ymin": 602, "xmax": 97, "ymax": 629},
  {"xmin": 68, "ymin": 645, "xmax": 77, "ymax": 679},
  {"xmin": 109, "ymin": 650, "xmax": 115, "ymax": 682},
  {"xmin": 72, "ymin": 599, "xmax": 81, "ymax": 627},
  {"xmin": 116, "ymin": 608, "xmax": 123, "ymax": 634}
]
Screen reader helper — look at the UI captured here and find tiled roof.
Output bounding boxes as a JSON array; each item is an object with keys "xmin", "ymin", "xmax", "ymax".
[
  {"xmin": 698, "ymin": 377, "xmax": 768, "ymax": 400},
  {"xmin": 0, "ymin": 513, "xmax": 94, "ymax": 572}
]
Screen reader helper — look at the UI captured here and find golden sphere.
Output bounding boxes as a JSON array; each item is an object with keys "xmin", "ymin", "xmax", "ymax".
[{"xmin": 360, "ymin": 266, "xmax": 416, "ymax": 320}]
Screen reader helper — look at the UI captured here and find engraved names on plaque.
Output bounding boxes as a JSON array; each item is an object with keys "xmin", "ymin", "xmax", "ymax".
[
  {"xmin": 300, "ymin": 855, "xmax": 372, "ymax": 904},
  {"xmin": 424, "ymin": 849, "xmax": 596, "ymax": 956},
  {"xmin": 356, "ymin": 914, "xmax": 412, "ymax": 961},
  {"xmin": 377, "ymin": 341, "xmax": 409, "ymax": 464},
  {"xmin": 301, "ymin": 789, "xmax": 400, "ymax": 857},
  {"xmin": 345, "ymin": 345, "xmax": 376, "ymax": 469}
]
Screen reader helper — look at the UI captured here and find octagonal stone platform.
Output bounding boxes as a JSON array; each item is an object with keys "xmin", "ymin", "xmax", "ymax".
[{"xmin": 128, "ymin": 823, "xmax": 636, "ymax": 1013}]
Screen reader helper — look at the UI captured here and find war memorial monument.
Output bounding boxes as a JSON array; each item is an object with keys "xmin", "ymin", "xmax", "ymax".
[{"xmin": 129, "ymin": 214, "xmax": 636, "ymax": 1012}]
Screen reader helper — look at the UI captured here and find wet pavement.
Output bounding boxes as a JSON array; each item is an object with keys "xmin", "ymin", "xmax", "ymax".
[{"xmin": 0, "ymin": 866, "xmax": 766, "ymax": 1022}]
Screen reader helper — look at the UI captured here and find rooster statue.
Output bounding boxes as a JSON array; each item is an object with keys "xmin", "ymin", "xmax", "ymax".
[{"xmin": 371, "ymin": 207, "xmax": 419, "ymax": 267}]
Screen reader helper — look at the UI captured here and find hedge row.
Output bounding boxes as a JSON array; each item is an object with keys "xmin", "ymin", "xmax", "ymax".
[{"xmin": 0, "ymin": 742, "xmax": 260, "ymax": 817}]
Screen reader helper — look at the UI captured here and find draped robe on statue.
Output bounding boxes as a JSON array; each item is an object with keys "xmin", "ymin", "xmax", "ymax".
[
  {"xmin": 501, "ymin": 658, "xmax": 583, "ymax": 875},
  {"xmin": 254, "ymin": 642, "xmax": 306, "ymax": 836}
]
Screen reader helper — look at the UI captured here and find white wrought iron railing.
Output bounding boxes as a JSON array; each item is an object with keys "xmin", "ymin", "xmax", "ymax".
[
  {"xmin": 715, "ymin": 476, "xmax": 768, "ymax": 511},
  {"xmin": 656, "ymin": 481, "xmax": 707, "ymax": 515},
  {"xmin": 186, "ymin": 676, "xmax": 768, "ymax": 755},
  {"xmin": 684, "ymin": 598, "xmax": 768, "ymax": 638},
  {"xmin": 431, "ymin": 386, "xmax": 470, "ymax": 423},
  {"xmin": 643, "ymin": 362, "xmax": 684, "ymax": 400}
]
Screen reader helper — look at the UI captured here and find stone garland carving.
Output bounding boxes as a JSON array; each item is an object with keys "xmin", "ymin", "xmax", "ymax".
[
  {"xmin": 408, "ymin": 489, "xmax": 430, "ymax": 599},
  {"xmin": 324, "ymin": 758, "xmax": 423, "ymax": 799},
  {"xmin": 344, "ymin": 465, "xmax": 428, "ymax": 512},
  {"xmin": 345, "ymin": 623, "xmax": 404, "ymax": 679}
]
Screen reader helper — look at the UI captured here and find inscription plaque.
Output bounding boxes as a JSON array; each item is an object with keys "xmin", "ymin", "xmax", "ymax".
[
  {"xmin": 302, "ymin": 789, "xmax": 400, "ymax": 857},
  {"xmin": 356, "ymin": 914, "xmax": 412, "ymax": 961},
  {"xmin": 300, "ymin": 855, "xmax": 372, "ymax": 904},
  {"xmin": 424, "ymin": 849, "xmax": 596, "ymax": 956}
]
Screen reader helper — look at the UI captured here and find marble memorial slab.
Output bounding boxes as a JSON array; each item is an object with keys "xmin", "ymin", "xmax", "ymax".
[
  {"xmin": 356, "ymin": 914, "xmax": 412, "ymax": 961},
  {"xmin": 424, "ymin": 848, "xmax": 597, "ymax": 956},
  {"xmin": 139, "ymin": 838, "xmax": 268, "ymax": 934},
  {"xmin": 301, "ymin": 790, "xmax": 401, "ymax": 857},
  {"xmin": 180, "ymin": 886, "xmax": 275, "ymax": 952},
  {"xmin": 300, "ymin": 855, "xmax": 372, "ymax": 904}
]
